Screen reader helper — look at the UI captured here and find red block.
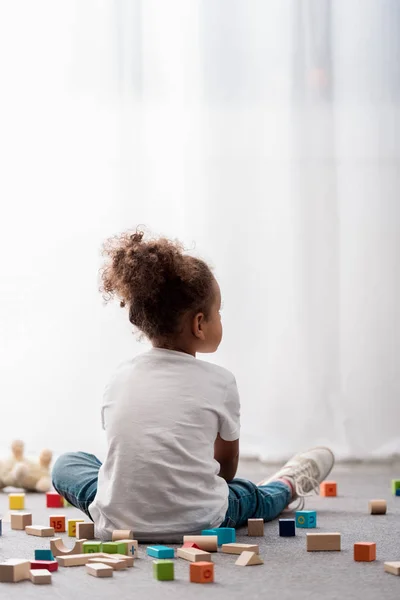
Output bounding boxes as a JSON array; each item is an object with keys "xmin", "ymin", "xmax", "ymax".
[
  {"xmin": 46, "ymin": 492, "xmax": 64, "ymax": 508},
  {"xmin": 30, "ymin": 560, "xmax": 59, "ymax": 572},
  {"xmin": 182, "ymin": 542, "xmax": 201, "ymax": 550}
]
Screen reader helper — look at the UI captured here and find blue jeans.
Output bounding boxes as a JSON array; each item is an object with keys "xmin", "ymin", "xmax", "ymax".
[{"xmin": 52, "ymin": 452, "xmax": 290, "ymax": 528}]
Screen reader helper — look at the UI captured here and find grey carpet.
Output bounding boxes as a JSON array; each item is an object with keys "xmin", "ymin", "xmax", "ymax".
[{"xmin": 1, "ymin": 461, "xmax": 400, "ymax": 599}]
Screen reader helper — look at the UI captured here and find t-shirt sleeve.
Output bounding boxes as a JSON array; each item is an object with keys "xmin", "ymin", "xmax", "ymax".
[{"xmin": 219, "ymin": 377, "xmax": 241, "ymax": 441}]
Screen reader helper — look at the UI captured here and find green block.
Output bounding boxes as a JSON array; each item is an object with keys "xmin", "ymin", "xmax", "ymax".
[
  {"xmin": 153, "ymin": 560, "xmax": 174, "ymax": 581},
  {"xmin": 392, "ymin": 480, "xmax": 400, "ymax": 495},
  {"xmin": 83, "ymin": 541, "xmax": 103, "ymax": 554},
  {"xmin": 102, "ymin": 542, "xmax": 126, "ymax": 554},
  {"xmin": 63, "ymin": 498, "xmax": 73, "ymax": 507}
]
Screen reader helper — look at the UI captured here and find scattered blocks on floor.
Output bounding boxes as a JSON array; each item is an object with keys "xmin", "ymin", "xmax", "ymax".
[
  {"xmin": 102, "ymin": 542, "xmax": 127, "ymax": 555},
  {"xmin": 34, "ymin": 549, "xmax": 54, "ymax": 562},
  {"xmin": 86, "ymin": 562, "xmax": 113, "ymax": 578},
  {"xmin": 49, "ymin": 515, "xmax": 66, "ymax": 532},
  {"xmin": 68, "ymin": 519, "xmax": 84, "ymax": 537},
  {"xmin": 112, "ymin": 529, "xmax": 134, "ymax": 541},
  {"xmin": 147, "ymin": 545, "xmax": 175, "ymax": 559},
  {"xmin": 183, "ymin": 535, "xmax": 218, "ymax": 552},
  {"xmin": 0, "ymin": 559, "xmax": 30, "ymax": 582},
  {"xmin": 384, "ymin": 562, "xmax": 400, "ymax": 576},
  {"xmin": 202, "ymin": 527, "xmax": 235, "ymax": 545},
  {"xmin": 295, "ymin": 510, "xmax": 317, "ymax": 528},
  {"xmin": 235, "ymin": 551, "xmax": 264, "ymax": 567},
  {"xmin": 51, "ymin": 538, "xmax": 85, "ymax": 557},
  {"xmin": 391, "ymin": 480, "xmax": 400, "ymax": 495},
  {"xmin": 320, "ymin": 481, "xmax": 337, "ymax": 497},
  {"xmin": 46, "ymin": 492, "xmax": 64, "ymax": 508},
  {"xmin": 82, "ymin": 541, "xmax": 103, "ymax": 554},
  {"xmin": 30, "ymin": 560, "xmax": 59, "ymax": 572},
  {"xmin": 354, "ymin": 542, "xmax": 376, "ymax": 562},
  {"xmin": 279, "ymin": 519, "xmax": 295, "ymax": 537},
  {"xmin": 25, "ymin": 526, "xmax": 55, "ymax": 537},
  {"xmin": 247, "ymin": 518, "xmax": 264, "ymax": 537},
  {"xmin": 307, "ymin": 533, "xmax": 341, "ymax": 551},
  {"xmin": 29, "ymin": 569, "xmax": 52, "ymax": 584},
  {"xmin": 153, "ymin": 560, "xmax": 174, "ymax": 581},
  {"xmin": 177, "ymin": 547, "xmax": 212, "ymax": 562},
  {"xmin": 10, "ymin": 512, "xmax": 32, "ymax": 530},
  {"xmin": 190, "ymin": 561, "xmax": 214, "ymax": 583},
  {"xmin": 9, "ymin": 493, "xmax": 25, "ymax": 510},
  {"xmin": 368, "ymin": 500, "xmax": 387, "ymax": 515},
  {"xmin": 221, "ymin": 543, "xmax": 259, "ymax": 555},
  {"xmin": 76, "ymin": 522, "xmax": 95, "ymax": 540}
]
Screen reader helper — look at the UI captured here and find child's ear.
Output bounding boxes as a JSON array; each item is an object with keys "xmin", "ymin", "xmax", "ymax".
[{"xmin": 192, "ymin": 312, "xmax": 206, "ymax": 341}]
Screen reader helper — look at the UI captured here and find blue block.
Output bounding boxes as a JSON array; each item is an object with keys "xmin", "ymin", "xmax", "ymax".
[
  {"xmin": 279, "ymin": 519, "xmax": 296, "ymax": 537},
  {"xmin": 295, "ymin": 510, "xmax": 317, "ymax": 528},
  {"xmin": 396, "ymin": 489, "xmax": 400, "ymax": 497},
  {"xmin": 146, "ymin": 545, "xmax": 174, "ymax": 559},
  {"xmin": 34, "ymin": 549, "xmax": 54, "ymax": 561},
  {"xmin": 202, "ymin": 527, "xmax": 236, "ymax": 545}
]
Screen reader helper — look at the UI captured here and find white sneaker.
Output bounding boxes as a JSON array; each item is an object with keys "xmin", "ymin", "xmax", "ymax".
[{"xmin": 257, "ymin": 446, "xmax": 335, "ymax": 509}]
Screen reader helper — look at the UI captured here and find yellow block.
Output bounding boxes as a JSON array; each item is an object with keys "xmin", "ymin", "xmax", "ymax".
[
  {"xmin": 9, "ymin": 493, "xmax": 25, "ymax": 510},
  {"xmin": 68, "ymin": 519, "xmax": 84, "ymax": 537}
]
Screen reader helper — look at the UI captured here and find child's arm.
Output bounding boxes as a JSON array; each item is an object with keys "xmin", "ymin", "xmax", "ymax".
[{"xmin": 214, "ymin": 433, "xmax": 239, "ymax": 482}]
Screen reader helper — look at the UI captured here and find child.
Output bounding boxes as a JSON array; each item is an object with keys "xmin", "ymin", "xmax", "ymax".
[{"xmin": 52, "ymin": 229, "xmax": 334, "ymax": 541}]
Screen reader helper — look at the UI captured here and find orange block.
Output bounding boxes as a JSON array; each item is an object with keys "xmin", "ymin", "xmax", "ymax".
[
  {"xmin": 354, "ymin": 542, "xmax": 376, "ymax": 562},
  {"xmin": 49, "ymin": 515, "xmax": 66, "ymax": 533},
  {"xmin": 320, "ymin": 481, "xmax": 337, "ymax": 497},
  {"xmin": 190, "ymin": 561, "xmax": 214, "ymax": 584}
]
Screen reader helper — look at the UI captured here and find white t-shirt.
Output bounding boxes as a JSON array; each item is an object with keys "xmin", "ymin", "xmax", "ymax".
[{"xmin": 90, "ymin": 348, "xmax": 240, "ymax": 542}]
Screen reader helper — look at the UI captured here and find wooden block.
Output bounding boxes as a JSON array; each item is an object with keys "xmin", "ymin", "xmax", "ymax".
[
  {"xmin": 82, "ymin": 541, "xmax": 103, "ymax": 554},
  {"xmin": 320, "ymin": 481, "xmax": 337, "ymax": 497},
  {"xmin": 86, "ymin": 562, "xmax": 113, "ymax": 577},
  {"xmin": 68, "ymin": 519, "xmax": 84, "ymax": 537},
  {"xmin": 34, "ymin": 549, "xmax": 54, "ymax": 561},
  {"xmin": 384, "ymin": 561, "xmax": 400, "ymax": 576},
  {"xmin": 50, "ymin": 515, "xmax": 66, "ymax": 532},
  {"xmin": 10, "ymin": 512, "xmax": 32, "ymax": 530},
  {"xmin": 354, "ymin": 542, "xmax": 376, "ymax": 562},
  {"xmin": 103, "ymin": 553, "xmax": 134, "ymax": 567},
  {"xmin": 147, "ymin": 545, "xmax": 174, "ymax": 559},
  {"xmin": 112, "ymin": 529, "xmax": 134, "ymax": 541},
  {"xmin": 46, "ymin": 492, "xmax": 64, "ymax": 508},
  {"xmin": 30, "ymin": 560, "xmax": 59, "ymax": 572},
  {"xmin": 50, "ymin": 538, "xmax": 86, "ymax": 556},
  {"xmin": 295, "ymin": 510, "xmax": 317, "ymax": 528},
  {"xmin": 88, "ymin": 557, "xmax": 127, "ymax": 570},
  {"xmin": 368, "ymin": 500, "xmax": 387, "ymax": 515},
  {"xmin": 26, "ymin": 525, "xmax": 55, "ymax": 537},
  {"xmin": 247, "ymin": 519, "xmax": 264, "ymax": 537},
  {"xmin": 391, "ymin": 479, "xmax": 400, "ymax": 495},
  {"xmin": 190, "ymin": 561, "xmax": 214, "ymax": 584},
  {"xmin": 29, "ymin": 569, "xmax": 52, "ymax": 584},
  {"xmin": 116, "ymin": 539, "xmax": 138, "ymax": 557},
  {"xmin": 9, "ymin": 493, "xmax": 25, "ymax": 510},
  {"xmin": 102, "ymin": 541, "xmax": 126, "ymax": 554},
  {"xmin": 279, "ymin": 519, "xmax": 295, "ymax": 537},
  {"xmin": 182, "ymin": 542, "xmax": 200, "ymax": 549},
  {"xmin": 235, "ymin": 551, "xmax": 264, "ymax": 566},
  {"xmin": 153, "ymin": 560, "xmax": 174, "ymax": 581},
  {"xmin": 57, "ymin": 553, "xmax": 104, "ymax": 567},
  {"xmin": 221, "ymin": 543, "xmax": 259, "ymax": 555},
  {"xmin": 0, "ymin": 559, "xmax": 30, "ymax": 582},
  {"xmin": 307, "ymin": 533, "xmax": 341, "ymax": 551},
  {"xmin": 177, "ymin": 547, "xmax": 212, "ymax": 562},
  {"xmin": 183, "ymin": 535, "xmax": 218, "ymax": 552},
  {"xmin": 76, "ymin": 522, "xmax": 95, "ymax": 540}
]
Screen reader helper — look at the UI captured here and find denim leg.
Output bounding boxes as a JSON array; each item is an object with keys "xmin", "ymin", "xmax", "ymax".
[
  {"xmin": 52, "ymin": 452, "xmax": 102, "ymax": 519},
  {"xmin": 220, "ymin": 478, "xmax": 291, "ymax": 528}
]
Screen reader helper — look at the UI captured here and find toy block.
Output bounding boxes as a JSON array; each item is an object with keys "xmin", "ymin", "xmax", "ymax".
[
  {"xmin": 279, "ymin": 519, "xmax": 295, "ymax": 537},
  {"xmin": 396, "ymin": 489, "xmax": 400, "ymax": 497},
  {"xmin": 68, "ymin": 518, "xmax": 84, "ymax": 537},
  {"xmin": 34, "ymin": 549, "xmax": 54, "ymax": 561},
  {"xmin": 182, "ymin": 542, "xmax": 200, "ymax": 549},
  {"xmin": 190, "ymin": 561, "xmax": 214, "ymax": 583},
  {"xmin": 354, "ymin": 542, "xmax": 376, "ymax": 562},
  {"xmin": 320, "ymin": 481, "xmax": 337, "ymax": 497},
  {"xmin": 153, "ymin": 559, "xmax": 174, "ymax": 581},
  {"xmin": 76, "ymin": 522, "xmax": 95, "ymax": 540},
  {"xmin": 391, "ymin": 479, "xmax": 400, "ymax": 495},
  {"xmin": 183, "ymin": 535, "xmax": 218, "ymax": 552},
  {"xmin": 46, "ymin": 492, "xmax": 64, "ymax": 508},
  {"xmin": 51, "ymin": 538, "xmax": 86, "ymax": 556},
  {"xmin": 10, "ymin": 512, "xmax": 32, "ymax": 530},
  {"xmin": 9, "ymin": 493, "xmax": 25, "ymax": 510},
  {"xmin": 50, "ymin": 515, "xmax": 66, "ymax": 532},
  {"xmin": 202, "ymin": 527, "xmax": 235, "ymax": 545},
  {"xmin": 86, "ymin": 562, "xmax": 113, "ymax": 577},
  {"xmin": 26, "ymin": 525, "xmax": 55, "ymax": 537},
  {"xmin": 221, "ymin": 543, "xmax": 259, "ymax": 555},
  {"xmin": 116, "ymin": 539, "xmax": 138, "ymax": 557},
  {"xmin": 295, "ymin": 510, "xmax": 317, "ymax": 528},
  {"xmin": 88, "ymin": 557, "xmax": 127, "ymax": 570},
  {"xmin": 0, "ymin": 559, "xmax": 31, "ymax": 582},
  {"xmin": 57, "ymin": 553, "xmax": 104, "ymax": 567},
  {"xmin": 112, "ymin": 529, "xmax": 134, "ymax": 541},
  {"xmin": 29, "ymin": 569, "xmax": 52, "ymax": 584},
  {"xmin": 247, "ymin": 518, "xmax": 264, "ymax": 536},
  {"xmin": 63, "ymin": 498, "xmax": 73, "ymax": 507},
  {"xmin": 82, "ymin": 541, "xmax": 103, "ymax": 554},
  {"xmin": 104, "ymin": 553, "xmax": 134, "ymax": 567},
  {"xmin": 307, "ymin": 533, "xmax": 341, "ymax": 551},
  {"xmin": 368, "ymin": 499, "xmax": 387, "ymax": 515},
  {"xmin": 147, "ymin": 545, "xmax": 175, "ymax": 559},
  {"xmin": 384, "ymin": 562, "xmax": 400, "ymax": 576},
  {"xmin": 177, "ymin": 547, "xmax": 212, "ymax": 562},
  {"xmin": 235, "ymin": 551, "xmax": 264, "ymax": 566},
  {"xmin": 30, "ymin": 560, "xmax": 59, "ymax": 572},
  {"xmin": 102, "ymin": 541, "xmax": 126, "ymax": 554}
]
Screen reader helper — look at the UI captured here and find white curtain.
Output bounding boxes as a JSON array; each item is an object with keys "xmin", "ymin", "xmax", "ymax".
[{"xmin": 0, "ymin": 0, "xmax": 399, "ymax": 461}]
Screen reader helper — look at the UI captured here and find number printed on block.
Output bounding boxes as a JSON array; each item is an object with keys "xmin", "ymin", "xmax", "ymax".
[
  {"xmin": 68, "ymin": 519, "xmax": 84, "ymax": 537},
  {"xmin": 50, "ymin": 515, "xmax": 66, "ymax": 532},
  {"xmin": 295, "ymin": 510, "xmax": 317, "ymax": 528}
]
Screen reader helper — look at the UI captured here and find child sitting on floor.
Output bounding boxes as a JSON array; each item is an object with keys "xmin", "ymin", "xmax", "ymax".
[{"xmin": 52, "ymin": 229, "xmax": 334, "ymax": 541}]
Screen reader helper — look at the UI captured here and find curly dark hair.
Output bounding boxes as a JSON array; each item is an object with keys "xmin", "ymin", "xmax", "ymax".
[{"xmin": 99, "ymin": 228, "xmax": 215, "ymax": 343}]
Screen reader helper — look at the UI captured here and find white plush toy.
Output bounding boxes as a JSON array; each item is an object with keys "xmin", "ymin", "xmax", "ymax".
[{"xmin": 0, "ymin": 440, "xmax": 52, "ymax": 492}]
